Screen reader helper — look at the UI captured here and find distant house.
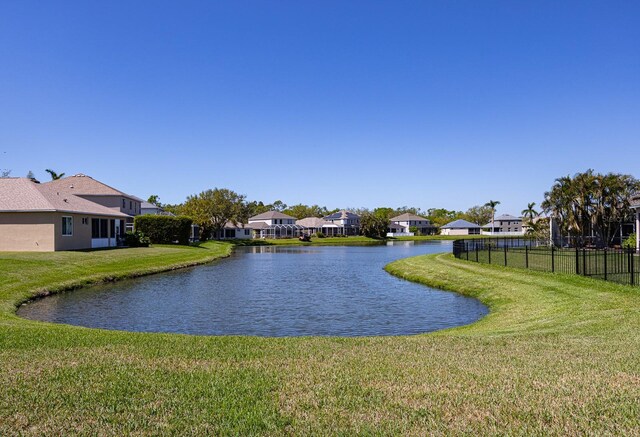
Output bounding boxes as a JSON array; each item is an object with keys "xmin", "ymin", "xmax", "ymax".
[
  {"xmin": 0, "ymin": 178, "xmax": 130, "ymax": 251},
  {"xmin": 389, "ymin": 213, "xmax": 437, "ymax": 236},
  {"xmin": 440, "ymin": 219, "xmax": 481, "ymax": 236},
  {"xmin": 248, "ymin": 211, "xmax": 304, "ymax": 238},
  {"xmin": 218, "ymin": 221, "xmax": 252, "ymax": 240},
  {"xmin": 296, "ymin": 217, "xmax": 340, "ymax": 236},
  {"xmin": 43, "ymin": 174, "xmax": 142, "ymax": 231},
  {"xmin": 387, "ymin": 222, "xmax": 407, "ymax": 237},
  {"xmin": 481, "ymin": 214, "xmax": 525, "ymax": 235},
  {"xmin": 322, "ymin": 210, "xmax": 360, "ymax": 236},
  {"xmin": 140, "ymin": 201, "xmax": 173, "ymax": 216}
]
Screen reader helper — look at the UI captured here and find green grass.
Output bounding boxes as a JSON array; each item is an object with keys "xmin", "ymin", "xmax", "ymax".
[
  {"xmin": 1, "ymin": 244, "xmax": 640, "ymax": 434},
  {"xmin": 466, "ymin": 246, "xmax": 640, "ymax": 286}
]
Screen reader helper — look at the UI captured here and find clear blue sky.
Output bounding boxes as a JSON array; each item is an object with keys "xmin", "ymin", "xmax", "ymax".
[{"xmin": 1, "ymin": 1, "xmax": 638, "ymax": 215}]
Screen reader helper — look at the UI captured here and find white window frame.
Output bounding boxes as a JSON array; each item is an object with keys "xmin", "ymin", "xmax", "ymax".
[{"xmin": 62, "ymin": 216, "xmax": 73, "ymax": 237}]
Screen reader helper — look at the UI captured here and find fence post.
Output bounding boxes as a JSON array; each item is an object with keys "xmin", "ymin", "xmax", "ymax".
[
  {"xmin": 583, "ymin": 249, "xmax": 587, "ymax": 276},
  {"xmin": 488, "ymin": 244, "xmax": 491, "ymax": 264},
  {"xmin": 551, "ymin": 246, "xmax": 555, "ymax": 273},
  {"xmin": 575, "ymin": 247, "xmax": 579, "ymax": 275},
  {"xmin": 475, "ymin": 244, "xmax": 479, "ymax": 262},
  {"xmin": 466, "ymin": 242, "xmax": 469, "ymax": 261},
  {"xmin": 504, "ymin": 244, "xmax": 508, "ymax": 267},
  {"xmin": 631, "ymin": 249, "xmax": 635, "ymax": 286},
  {"xmin": 525, "ymin": 245, "xmax": 529, "ymax": 269},
  {"xmin": 604, "ymin": 249, "xmax": 607, "ymax": 281}
]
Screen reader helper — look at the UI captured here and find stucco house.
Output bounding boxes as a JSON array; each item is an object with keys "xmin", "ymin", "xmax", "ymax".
[
  {"xmin": 322, "ymin": 210, "xmax": 361, "ymax": 236},
  {"xmin": 218, "ymin": 221, "xmax": 252, "ymax": 240},
  {"xmin": 482, "ymin": 214, "xmax": 525, "ymax": 235},
  {"xmin": 389, "ymin": 213, "xmax": 437, "ymax": 236},
  {"xmin": 248, "ymin": 211, "xmax": 304, "ymax": 238},
  {"xmin": 140, "ymin": 201, "xmax": 173, "ymax": 216},
  {"xmin": 0, "ymin": 178, "xmax": 130, "ymax": 251},
  {"xmin": 296, "ymin": 217, "xmax": 340, "ymax": 236},
  {"xmin": 43, "ymin": 174, "xmax": 142, "ymax": 230},
  {"xmin": 440, "ymin": 219, "xmax": 481, "ymax": 236}
]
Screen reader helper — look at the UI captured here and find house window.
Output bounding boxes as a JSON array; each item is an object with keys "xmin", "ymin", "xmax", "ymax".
[
  {"xmin": 122, "ymin": 199, "xmax": 125, "ymax": 208},
  {"xmin": 129, "ymin": 200, "xmax": 132, "ymax": 209},
  {"xmin": 62, "ymin": 216, "xmax": 73, "ymax": 236},
  {"xmin": 82, "ymin": 217, "xmax": 89, "ymax": 225}
]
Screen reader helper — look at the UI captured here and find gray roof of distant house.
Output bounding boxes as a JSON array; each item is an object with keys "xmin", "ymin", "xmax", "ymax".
[
  {"xmin": 0, "ymin": 178, "xmax": 129, "ymax": 217},
  {"xmin": 249, "ymin": 211, "xmax": 296, "ymax": 221},
  {"xmin": 323, "ymin": 210, "xmax": 360, "ymax": 220},
  {"xmin": 43, "ymin": 173, "xmax": 141, "ymax": 201},
  {"xmin": 493, "ymin": 214, "xmax": 522, "ymax": 221},
  {"xmin": 296, "ymin": 217, "xmax": 332, "ymax": 228},
  {"xmin": 390, "ymin": 213, "xmax": 435, "ymax": 225},
  {"xmin": 441, "ymin": 219, "xmax": 481, "ymax": 229}
]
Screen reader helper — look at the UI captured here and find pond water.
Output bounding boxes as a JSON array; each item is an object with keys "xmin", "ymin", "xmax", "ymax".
[{"xmin": 19, "ymin": 241, "xmax": 488, "ymax": 337}]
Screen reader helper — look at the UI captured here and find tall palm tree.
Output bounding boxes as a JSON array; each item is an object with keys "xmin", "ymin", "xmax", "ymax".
[
  {"xmin": 484, "ymin": 200, "xmax": 500, "ymax": 235},
  {"xmin": 45, "ymin": 169, "xmax": 65, "ymax": 180},
  {"xmin": 521, "ymin": 202, "xmax": 539, "ymax": 220}
]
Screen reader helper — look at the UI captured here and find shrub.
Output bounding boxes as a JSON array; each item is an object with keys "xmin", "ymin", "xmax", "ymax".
[
  {"xmin": 623, "ymin": 233, "xmax": 636, "ymax": 249},
  {"xmin": 134, "ymin": 215, "xmax": 193, "ymax": 245},
  {"xmin": 315, "ymin": 231, "xmax": 325, "ymax": 238},
  {"xmin": 124, "ymin": 231, "xmax": 150, "ymax": 247}
]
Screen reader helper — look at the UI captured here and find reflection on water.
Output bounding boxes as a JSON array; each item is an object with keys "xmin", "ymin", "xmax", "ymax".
[{"xmin": 19, "ymin": 241, "xmax": 488, "ymax": 337}]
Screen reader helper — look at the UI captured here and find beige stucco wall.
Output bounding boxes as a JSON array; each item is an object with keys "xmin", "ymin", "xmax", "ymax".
[
  {"xmin": 0, "ymin": 212, "xmax": 124, "ymax": 252},
  {"xmin": 78, "ymin": 195, "xmax": 140, "ymax": 217},
  {"xmin": 53, "ymin": 212, "xmax": 94, "ymax": 251},
  {"xmin": 0, "ymin": 212, "xmax": 55, "ymax": 251}
]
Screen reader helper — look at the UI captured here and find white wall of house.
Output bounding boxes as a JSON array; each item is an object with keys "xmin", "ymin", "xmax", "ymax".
[
  {"xmin": 441, "ymin": 228, "xmax": 479, "ymax": 236},
  {"xmin": 249, "ymin": 218, "xmax": 295, "ymax": 226}
]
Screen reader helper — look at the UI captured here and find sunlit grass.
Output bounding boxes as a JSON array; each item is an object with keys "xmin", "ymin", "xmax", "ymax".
[{"xmin": 1, "ymin": 245, "xmax": 639, "ymax": 434}]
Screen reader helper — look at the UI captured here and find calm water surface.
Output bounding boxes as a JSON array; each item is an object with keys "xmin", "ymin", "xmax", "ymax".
[{"xmin": 19, "ymin": 241, "xmax": 488, "ymax": 337}]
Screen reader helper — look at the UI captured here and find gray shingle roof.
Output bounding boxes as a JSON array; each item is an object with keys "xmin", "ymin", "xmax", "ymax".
[
  {"xmin": 0, "ymin": 178, "xmax": 130, "ymax": 217},
  {"xmin": 249, "ymin": 211, "xmax": 296, "ymax": 221},
  {"xmin": 323, "ymin": 210, "xmax": 360, "ymax": 220},
  {"xmin": 441, "ymin": 219, "xmax": 481, "ymax": 229},
  {"xmin": 43, "ymin": 173, "xmax": 139, "ymax": 200}
]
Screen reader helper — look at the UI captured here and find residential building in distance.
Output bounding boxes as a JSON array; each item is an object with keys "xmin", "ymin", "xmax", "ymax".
[
  {"xmin": 248, "ymin": 211, "xmax": 304, "ymax": 238},
  {"xmin": 218, "ymin": 221, "xmax": 252, "ymax": 240},
  {"xmin": 140, "ymin": 201, "xmax": 174, "ymax": 216},
  {"xmin": 440, "ymin": 219, "xmax": 481, "ymax": 236},
  {"xmin": 389, "ymin": 213, "xmax": 437, "ymax": 236},
  {"xmin": 322, "ymin": 210, "xmax": 360, "ymax": 236},
  {"xmin": 0, "ymin": 178, "xmax": 130, "ymax": 251},
  {"xmin": 43, "ymin": 174, "xmax": 142, "ymax": 230},
  {"xmin": 296, "ymin": 217, "xmax": 341, "ymax": 236},
  {"xmin": 481, "ymin": 214, "xmax": 525, "ymax": 235}
]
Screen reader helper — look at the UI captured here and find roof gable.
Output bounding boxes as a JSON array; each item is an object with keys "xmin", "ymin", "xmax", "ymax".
[
  {"xmin": 43, "ymin": 173, "xmax": 138, "ymax": 199},
  {"xmin": 441, "ymin": 219, "xmax": 480, "ymax": 229},
  {"xmin": 0, "ymin": 178, "xmax": 129, "ymax": 217},
  {"xmin": 249, "ymin": 211, "xmax": 296, "ymax": 221},
  {"xmin": 390, "ymin": 212, "xmax": 430, "ymax": 222}
]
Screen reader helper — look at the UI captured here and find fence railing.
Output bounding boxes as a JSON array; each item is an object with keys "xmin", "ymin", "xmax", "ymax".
[{"xmin": 453, "ymin": 237, "xmax": 639, "ymax": 287}]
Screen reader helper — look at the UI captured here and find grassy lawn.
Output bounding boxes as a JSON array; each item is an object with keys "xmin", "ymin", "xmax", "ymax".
[
  {"xmin": 463, "ymin": 246, "xmax": 640, "ymax": 286},
  {"xmin": 1, "ymin": 244, "xmax": 640, "ymax": 434}
]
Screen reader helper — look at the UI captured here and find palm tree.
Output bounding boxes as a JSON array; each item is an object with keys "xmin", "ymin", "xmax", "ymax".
[
  {"xmin": 521, "ymin": 202, "xmax": 539, "ymax": 220},
  {"xmin": 45, "ymin": 169, "xmax": 65, "ymax": 180},
  {"xmin": 484, "ymin": 200, "xmax": 500, "ymax": 235}
]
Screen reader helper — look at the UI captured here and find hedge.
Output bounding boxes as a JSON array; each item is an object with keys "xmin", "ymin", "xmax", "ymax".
[{"xmin": 133, "ymin": 215, "xmax": 192, "ymax": 245}]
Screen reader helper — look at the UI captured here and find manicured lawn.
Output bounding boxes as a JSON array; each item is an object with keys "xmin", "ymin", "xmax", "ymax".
[{"xmin": 1, "ymin": 244, "xmax": 640, "ymax": 434}]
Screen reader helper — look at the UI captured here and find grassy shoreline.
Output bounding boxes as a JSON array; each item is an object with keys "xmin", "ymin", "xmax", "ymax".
[{"xmin": 1, "ymin": 244, "xmax": 640, "ymax": 434}]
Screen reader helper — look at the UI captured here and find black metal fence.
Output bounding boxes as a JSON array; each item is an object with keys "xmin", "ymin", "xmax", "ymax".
[{"xmin": 453, "ymin": 238, "xmax": 639, "ymax": 287}]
